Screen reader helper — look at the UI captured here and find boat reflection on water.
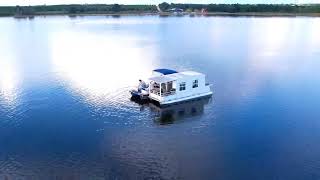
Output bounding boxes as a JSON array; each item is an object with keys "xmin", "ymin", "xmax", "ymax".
[{"xmin": 150, "ymin": 97, "xmax": 212, "ymax": 125}]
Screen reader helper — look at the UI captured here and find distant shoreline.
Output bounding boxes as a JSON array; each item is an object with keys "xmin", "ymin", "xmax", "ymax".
[
  {"xmin": 2, "ymin": 12, "xmax": 320, "ymax": 18},
  {"xmin": 1, "ymin": 3, "xmax": 320, "ymax": 18},
  {"xmin": 8, "ymin": 12, "xmax": 158, "ymax": 18},
  {"xmin": 203, "ymin": 12, "xmax": 320, "ymax": 17}
]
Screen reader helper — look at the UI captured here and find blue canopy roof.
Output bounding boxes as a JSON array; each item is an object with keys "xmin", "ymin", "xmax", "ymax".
[{"xmin": 153, "ymin": 69, "xmax": 178, "ymax": 75}]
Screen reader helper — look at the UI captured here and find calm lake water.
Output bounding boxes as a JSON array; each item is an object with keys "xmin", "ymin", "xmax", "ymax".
[{"xmin": 0, "ymin": 15, "xmax": 320, "ymax": 180}]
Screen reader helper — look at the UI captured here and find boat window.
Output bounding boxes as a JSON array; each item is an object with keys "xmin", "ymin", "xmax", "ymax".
[
  {"xmin": 193, "ymin": 80, "xmax": 198, "ymax": 88},
  {"xmin": 179, "ymin": 82, "xmax": 186, "ymax": 91},
  {"xmin": 167, "ymin": 81, "xmax": 173, "ymax": 91}
]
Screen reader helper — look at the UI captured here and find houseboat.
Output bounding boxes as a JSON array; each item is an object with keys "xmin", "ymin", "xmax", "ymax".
[{"xmin": 130, "ymin": 69, "xmax": 212, "ymax": 106}]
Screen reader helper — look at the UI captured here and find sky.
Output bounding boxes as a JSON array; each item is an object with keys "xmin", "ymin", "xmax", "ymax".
[{"xmin": 0, "ymin": 0, "xmax": 319, "ymax": 6}]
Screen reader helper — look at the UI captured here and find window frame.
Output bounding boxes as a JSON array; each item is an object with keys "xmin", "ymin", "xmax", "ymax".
[
  {"xmin": 192, "ymin": 80, "xmax": 199, "ymax": 88},
  {"xmin": 179, "ymin": 82, "xmax": 186, "ymax": 91}
]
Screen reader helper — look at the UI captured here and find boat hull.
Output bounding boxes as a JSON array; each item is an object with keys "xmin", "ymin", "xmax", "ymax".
[
  {"xmin": 130, "ymin": 90, "xmax": 149, "ymax": 100},
  {"xmin": 152, "ymin": 91, "xmax": 213, "ymax": 107}
]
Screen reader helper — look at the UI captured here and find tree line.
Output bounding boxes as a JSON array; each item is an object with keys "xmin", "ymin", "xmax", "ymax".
[
  {"xmin": 159, "ymin": 2, "xmax": 320, "ymax": 13},
  {"xmin": 0, "ymin": 3, "xmax": 320, "ymax": 17},
  {"xmin": 0, "ymin": 4, "xmax": 157, "ymax": 16}
]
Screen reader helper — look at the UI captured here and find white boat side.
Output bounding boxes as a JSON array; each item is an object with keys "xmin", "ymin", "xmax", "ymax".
[{"xmin": 147, "ymin": 69, "xmax": 212, "ymax": 106}]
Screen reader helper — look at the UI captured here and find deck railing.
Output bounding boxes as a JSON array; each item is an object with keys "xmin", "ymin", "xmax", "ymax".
[{"xmin": 151, "ymin": 89, "xmax": 176, "ymax": 97}]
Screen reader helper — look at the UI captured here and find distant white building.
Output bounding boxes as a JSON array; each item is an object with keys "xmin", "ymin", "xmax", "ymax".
[{"xmin": 168, "ymin": 8, "xmax": 184, "ymax": 13}]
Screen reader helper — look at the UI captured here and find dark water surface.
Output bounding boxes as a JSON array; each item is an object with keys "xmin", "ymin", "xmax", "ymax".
[{"xmin": 0, "ymin": 16, "xmax": 320, "ymax": 180}]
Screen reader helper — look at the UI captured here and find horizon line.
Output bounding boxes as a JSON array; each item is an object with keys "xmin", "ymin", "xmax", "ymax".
[{"xmin": 1, "ymin": 2, "xmax": 320, "ymax": 6}]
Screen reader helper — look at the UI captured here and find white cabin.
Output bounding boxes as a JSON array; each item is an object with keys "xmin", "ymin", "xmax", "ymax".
[{"xmin": 147, "ymin": 69, "xmax": 212, "ymax": 106}]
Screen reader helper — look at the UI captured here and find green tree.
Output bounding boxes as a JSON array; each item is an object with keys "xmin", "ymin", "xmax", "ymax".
[
  {"xmin": 15, "ymin": 5, "xmax": 22, "ymax": 15},
  {"xmin": 68, "ymin": 6, "xmax": 77, "ymax": 13},
  {"xmin": 111, "ymin": 4, "xmax": 121, "ymax": 12},
  {"xmin": 159, "ymin": 2, "xmax": 170, "ymax": 11}
]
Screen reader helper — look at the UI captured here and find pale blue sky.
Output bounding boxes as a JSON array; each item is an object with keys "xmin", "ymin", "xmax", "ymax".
[{"xmin": 0, "ymin": 0, "xmax": 319, "ymax": 6}]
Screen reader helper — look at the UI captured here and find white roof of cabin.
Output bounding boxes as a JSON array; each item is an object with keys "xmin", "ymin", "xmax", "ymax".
[
  {"xmin": 149, "ymin": 71, "xmax": 204, "ymax": 83},
  {"xmin": 180, "ymin": 71, "xmax": 203, "ymax": 76},
  {"xmin": 149, "ymin": 75, "xmax": 177, "ymax": 83}
]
